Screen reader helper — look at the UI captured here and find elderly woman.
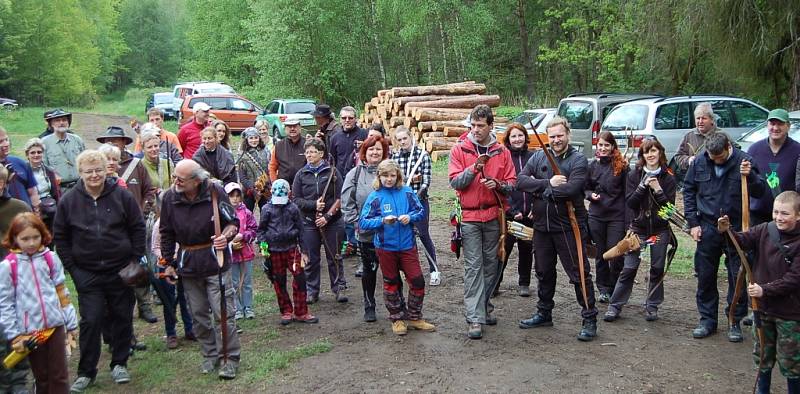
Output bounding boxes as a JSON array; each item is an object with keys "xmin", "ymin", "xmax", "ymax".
[
  {"xmin": 213, "ymin": 120, "xmax": 232, "ymax": 150},
  {"xmin": 53, "ymin": 150, "xmax": 146, "ymax": 392},
  {"xmin": 255, "ymin": 119, "xmax": 274, "ymax": 152},
  {"xmin": 192, "ymin": 127, "xmax": 236, "ymax": 185},
  {"xmin": 341, "ymin": 136, "xmax": 389, "ymax": 322},
  {"xmin": 137, "ymin": 122, "xmax": 182, "ymax": 164},
  {"xmin": 292, "ymin": 138, "xmax": 346, "ymax": 304},
  {"xmin": 24, "ymin": 138, "xmax": 61, "ymax": 236},
  {"xmin": 237, "ymin": 127, "xmax": 271, "ymax": 211}
]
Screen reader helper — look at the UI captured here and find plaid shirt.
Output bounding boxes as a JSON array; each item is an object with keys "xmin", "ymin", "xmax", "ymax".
[{"xmin": 391, "ymin": 145, "xmax": 431, "ymax": 195}]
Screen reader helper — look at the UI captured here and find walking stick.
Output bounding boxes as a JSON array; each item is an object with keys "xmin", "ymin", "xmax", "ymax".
[
  {"xmin": 316, "ymin": 164, "xmax": 342, "ymax": 288},
  {"xmin": 211, "ymin": 186, "xmax": 228, "ymax": 364}
]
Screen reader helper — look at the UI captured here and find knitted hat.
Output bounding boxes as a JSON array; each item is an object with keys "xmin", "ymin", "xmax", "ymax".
[{"xmin": 271, "ymin": 179, "xmax": 290, "ymax": 205}]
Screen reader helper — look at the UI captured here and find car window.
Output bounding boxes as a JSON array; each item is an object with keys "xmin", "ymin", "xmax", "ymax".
[
  {"xmin": 655, "ymin": 103, "xmax": 692, "ymax": 130},
  {"xmin": 709, "ymin": 101, "xmax": 733, "ymax": 128},
  {"xmin": 229, "ymin": 98, "xmax": 252, "ymax": 111},
  {"xmin": 601, "ymin": 104, "xmax": 648, "ymax": 131},
  {"xmin": 558, "ymin": 100, "xmax": 593, "ymax": 129},
  {"xmin": 189, "ymin": 97, "xmax": 227, "ymax": 110},
  {"xmin": 286, "ymin": 102, "xmax": 316, "ymax": 114},
  {"xmin": 731, "ymin": 101, "xmax": 767, "ymax": 128},
  {"xmin": 176, "ymin": 88, "xmax": 191, "ymax": 99}
]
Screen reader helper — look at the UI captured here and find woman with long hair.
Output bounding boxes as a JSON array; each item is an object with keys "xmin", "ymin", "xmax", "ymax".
[
  {"xmin": 586, "ymin": 131, "xmax": 628, "ymax": 303},
  {"xmin": 603, "ymin": 138, "xmax": 676, "ymax": 322},
  {"xmin": 237, "ymin": 127, "xmax": 271, "ymax": 211},
  {"xmin": 213, "ymin": 120, "xmax": 232, "ymax": 150}
]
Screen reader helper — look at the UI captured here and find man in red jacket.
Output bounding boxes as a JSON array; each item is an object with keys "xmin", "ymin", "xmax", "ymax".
[
  {"xmin": 448, "ymin": 105, "xmax": 516, "ymax": 340},
  {"xmin": 179, "ymin": 102, "xmax": 211, "ymax": 159}
]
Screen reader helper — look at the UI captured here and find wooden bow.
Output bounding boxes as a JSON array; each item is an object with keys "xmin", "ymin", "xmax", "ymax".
[{"xmin": 529, "ymin": 124, "xmax": 590, "ymax": 310}]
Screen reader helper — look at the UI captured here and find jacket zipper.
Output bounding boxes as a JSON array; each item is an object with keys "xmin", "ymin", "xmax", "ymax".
[{"xmin": 28, "ymin": 255, "xmax": 49, "ymax": 328}]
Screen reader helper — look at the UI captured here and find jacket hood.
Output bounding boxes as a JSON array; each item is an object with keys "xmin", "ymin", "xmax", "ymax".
[
  {"xmin": 467, "ymin": 131, "xmax": 497, "ymax": 148},
  {"xmin": 75, "ymin": 177, "xmax": 119, "ymax": 199}
]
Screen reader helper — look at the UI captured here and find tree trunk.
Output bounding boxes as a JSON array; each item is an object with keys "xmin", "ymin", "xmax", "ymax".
[
  {"xmin": 443, "ymin": 127, "xmax": 468, "ymax": 137},
  {"xmin": 390, "ymin": 82, "xmax": 485, "ymax": 97},
  {"xmin": 416, "ymin": 110, "xmax": 470, "ymax": 122},
  {"xmin": 792, "ymin": 38, "xmax": 800, "ymax": 110},
  {"xmin": 439, "ymin": 18, "xmax": 448, "ymax": 82},
  {"xmin": 391, "ymin": 95, "xmax": 460, "ymax": 111},
  {"xmin": 425, "ymin": 138, "xmax": 459, "ymax": 152},
  {"xmin": 405, "ymin": 95, "xmax": 501, "ymax": 110},
  {"xmin": 516, "ymin": 0, "xmax": 535, "ymax": 101}
]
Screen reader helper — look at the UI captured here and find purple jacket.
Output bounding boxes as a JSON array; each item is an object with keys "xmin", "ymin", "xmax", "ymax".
[{"xmin": 232, "ymin": 203, "xmax": 258, "ymax": 263}]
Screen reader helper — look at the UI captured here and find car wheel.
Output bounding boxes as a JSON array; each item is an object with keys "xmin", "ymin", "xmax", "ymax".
[{"xmin": 2, "ymin": 103, "xmax": 15, "ymax": 111}]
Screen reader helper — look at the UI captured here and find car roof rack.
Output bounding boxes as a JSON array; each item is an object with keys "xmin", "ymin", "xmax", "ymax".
[{"xmin": 653, "ymin": 94, "xmax": 739, "ymax": 103}]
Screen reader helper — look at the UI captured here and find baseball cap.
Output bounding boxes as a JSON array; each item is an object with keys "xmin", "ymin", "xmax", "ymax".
[
  {"xmin": 271, "ymin": 179, "xmax": 290, "ymax": 205},
  {"xmin": 224, "ymin": 182, "xmax": 242, "ymax": 195},
  {"xmin": 192, "ymin": 102, "xmax": 212, "ymax": 113},
  {"xmin": 767, "ymin": 108, "xmax": 790, "ymax": 123}
]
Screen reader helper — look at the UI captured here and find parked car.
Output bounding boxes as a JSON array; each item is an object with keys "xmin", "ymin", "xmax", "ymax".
[
  {"xmin": 0, "ymin": 97, "xmax": 18, "ymax": 110},
  {"xmin": 557, "ymin": 93, "xmax": 660, "ymax": 154},
  {"xmin": 145, "ymin": 92, "xmax": 176, "ymax": 119},
  {"xmin": 736, "ymin": 110, "xmax": 800, "ymax": 152},
  {"xmin": 171, "ymin": 82, "xmax": 236, "ymax": 114},
  {"xmin": 178, "ymin": 93, "xmax": 262, "ymax": 133},
  {"xmin": 494, "ymin": 108, "xmax": 554, "ymax": 149},
  {"xmin": 257, "ymin": 99, "xmax": 317, "ymax": 139},
  {"xmin": 604, "ymin": 95, "xmax": 768, "ymax": 161}
]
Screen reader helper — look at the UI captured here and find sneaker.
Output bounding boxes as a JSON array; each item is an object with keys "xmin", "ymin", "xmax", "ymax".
[
  {"xmin": 336, "ymin": 290, "xmax": 349, "ymax": 303},
  {"xmin": 234, "ymin": 310, "xmax": 244, "ymax": 320},
  {"xmin": 518, "ymin": 286, "xmax": 531, "ymax": 297},
  {"xmin": 244, "ymin": 308, "xmax": 255, "ymax": 319},
  {"xmin": 692, "ymin": 324, "xmax": 716, "ymax": 339},
  {"xmin": 645, "ymin": 310, "xmax": 659, "ymax": 322},
  {"xmin": 577, "ymin": 319, "xmax": 597, "ymax": 342},
  {"xmin": 598, "ymin": 293, "xmax": 610, "ymax": 304},
  {"xmin": 519, "ymin": 312, "xmax": 553, "ymax": 329},
  {"xmin": 70, "ymin": 377, "xmax": 94, "ymax": 393},
  {"xmin": 201, "ymin": 359, "xmax": 217, "ymax": 374},
  {"xmin": 429, "ymin": 271, "xmax": 441, "ymax": 286},
  {"xmin": 728, "ymin": 323, "xmax": 744, "ymax": 343},
  {"xmin": 111, "ymin": 365, "xmax": 131, "ymax": 384},
  {"xmin": 236, "ymin": 324, "xmax": 243, "ymax": 334},
  {"xmin": 485, "ymin": 315, "xmax": 498, "ymax": 326},
  {"xmin": 218, "ymin": 361, "xmax": 237, "ymax": 380},
  {"xmin": 139, "ymin": 309, "xmax": 158, "ymax": 323},
  {"xmin": 364, "ymin": 307, "xmax": 377, "ymax": 322},
  {"xmin": 166, "ymin": 335, "xmax": 179, "ymax": 350},
  {"xmin": 603, "ymin": 310, "xmax": 619, "ymax": 322},
  {"xmin": 467, "ymin": 323, "xmax": 482, "ymax": 339},
  {"xmin": 294, "ymin": 313, "xmax": 319, "ymax": 324},
  {"xmin": 280, "ymin": 313, "xmax": 293, "ymax": 326},
  {"xmin": 392, "ymin": 320, "xmax": 408, "ymax": 336},
  {"xmin": 407, "ymin": 319, "xmax": 436, "ymax": 332}
]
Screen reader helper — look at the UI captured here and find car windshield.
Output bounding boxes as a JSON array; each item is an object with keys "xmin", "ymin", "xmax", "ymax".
[
  {"xmin": 558, "ymin": 101, "xmax": 593, "ymax": 129},
  {"xmin": 154, "ymin": 94, "xmax": 172, "ymax": 105},
  {"xmin": 286, "ymin": 102, "xmax": 316, "ymax": 114},
  {"xmin": 602, "ymin": 104, "xmax": 648, "ymax": 131},
  {"xmin": 740, "ymin": 119, "xmax": 800, "ymax": 143}
]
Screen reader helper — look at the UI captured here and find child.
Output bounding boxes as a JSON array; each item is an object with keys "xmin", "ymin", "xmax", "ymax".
[
  {"xmin": 257, "ymin": 179, "xmax": 317, "ymax": 325},
  {"xmin": 359, "ymin": 159, "xmax": 435, "ymax": 336},
  {"xmin": 0, "ymin": 212, "xmax": 78, "ymax": 393},
  {"xmin": 151, "ymin": 215, "xmax": 195, "ymax": 349},
  {"xmin": 719, "ymin": 191, "xmax": 800, "ymax": 393},
  {"xmin": 225, "ymin": 183, "xmax": 259, "ymax": 320}
]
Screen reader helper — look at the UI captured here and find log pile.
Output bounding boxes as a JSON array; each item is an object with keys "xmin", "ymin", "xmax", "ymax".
[{"xmin": 361, "ymin": 81, "xmax": 505, "ymax": 159}]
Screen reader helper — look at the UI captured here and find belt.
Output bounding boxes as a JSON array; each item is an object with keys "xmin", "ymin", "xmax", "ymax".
[{"xmin": 181, "ymin": 242, "xmax": 213, "ymax": 251}]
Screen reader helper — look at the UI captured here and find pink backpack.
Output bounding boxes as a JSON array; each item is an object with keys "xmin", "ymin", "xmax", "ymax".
[{"xmin": 5, "ymin": 251, "xmax": 55, "ymax": 288}]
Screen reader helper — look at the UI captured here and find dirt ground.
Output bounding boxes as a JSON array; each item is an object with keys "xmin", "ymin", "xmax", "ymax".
[{"xmin": 68, "ymin": 113, "xmax": 769, "ymax": 393}]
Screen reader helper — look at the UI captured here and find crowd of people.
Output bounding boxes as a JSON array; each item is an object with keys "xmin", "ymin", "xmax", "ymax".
[{"xmin": 0, "ymin": 101, "xmax": 798, "ymax": 393}]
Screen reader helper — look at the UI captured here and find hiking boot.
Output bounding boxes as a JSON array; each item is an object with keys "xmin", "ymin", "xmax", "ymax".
[
  {"xmin": 392, "ymin": 320, "xmax": 408, "ymax": 336},
  {"xmin": 468, "ymin": 323, "xmax": 482, "ymax": 339},
  {"xmin": 728, "ymin": 323, "xmax": 744, "ymax": 343},
  {"xmin": 485, "ymin": 315, "xmax": 498, "ymax": 326},
  {"xmin": 244, "ymin": 308, "xmax": 255, "ymax": 319},
  {"xmin": 355, "ymin": 263, "xmax": 363, "ymax": 278},
  {"xmin": 692, "ymin": 324, "xmax": 716, "ymax": 339},
  {"xmin": 598, "ymin": 293, "xmax": 610, "ymax": 304},
  {"xmin": 577, "ymin": 319, "xmax": 597, "ymax": 342},
  {"xmin": 70, "ymin": 377, "xmax": 94, "ymax": 393},
  {"xmin": 218, "ymin": 361, "xmax": 237, "ymax": 380},
  {"xmin": 603, "ymin": 309, "xmax": 619, "ymax": 322},
  {"xmin": 234, "ymin": 310, "xmax": 244, "ymax": 320},
  {"xmin": 166, "ymin": 335, "xmax": 179, "ymax": 350},
  {"xmin": 201, "ymin": 359, "xmax": 217, "ymax": 374},
  {"xmin": 407, "ymin": 319, "xmax": 436, "ymax": 332},
  {"xmin": 645, "ymin": 310, "xmax": 659, "ymax": 322},
  {"xmin": 336, "ymin": 290, "xmax": 349, "ymax": 303},
  {"xmin": 518, "ymin": 285, "xmax": 531, "ymax": 297},
  {"xmin": 111, "ymin": 365, "xmax": 131, "ymax": 384},
  {"xmin": 429, "ymin": 271, "xmax": 441, "ymax": 286},
  {"xmin": 139, "ymin": 308, "xmax": 158, "ymax": 324},
  {"xmin": 519, "ymin": 312, "xmax": 553, "ymax": 329},
  {"xmin": 280, "ymin": 313, "xmax": 293, "ymax": 326},
  {"xmin": 294, "ymin": 314, "xmax": 319, "ymax": 324},
  {"xmin": 364, "ymin": 307, "xmax": 377, "ymax": 322}
]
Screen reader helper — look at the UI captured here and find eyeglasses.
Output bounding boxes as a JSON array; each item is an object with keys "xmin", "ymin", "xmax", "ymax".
[
  {"xmin": 171, "ymin": 174, "xmax": 195, "ymax": 183},
  {"xmin": 341, "ymin": 116, "xmax": 355, "ymax": 120},
  {"xmin": 80, "ymin": 168, "xmax": 104, "ymax": 175},
  {"xmin": 27, "ymin": 150, "xmax": 43, "ymax": 155}
]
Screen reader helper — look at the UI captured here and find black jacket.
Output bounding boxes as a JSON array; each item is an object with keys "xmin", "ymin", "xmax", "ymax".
[
  {"xmin": 292, "ymin": 161, "xmax": 343, "ymax": 224},
  {"xmin": 684, "ymin": 148, "xmax": 766, "ymax": 230},
  {"xmin": 626, "ymin": 167, "xmax": 676, "ymax": 235},
  {"xmin": 507, "ymin": 147, "xmax": 533, "ymax": 218},
  {"xmin": 192, "ymin": 146, "xmax": 236, "ymax": 185},
  {"xmin": 257, "ymin": 202, "xmax": 303, "ymax": 252},
  {"xmin": 329, "ymin": 126, "xmax": 367, "ymax": 178},
  {"xmin": 517, "ymin": 146, "xmax": 588, "ymax": 233},
  {"xmin": 53, "ymin": 178, "xmax": 146, "ymax": 274},
  {"xmin": 585, "ymin": 156, "xmax": 627, "ymax": 221}
]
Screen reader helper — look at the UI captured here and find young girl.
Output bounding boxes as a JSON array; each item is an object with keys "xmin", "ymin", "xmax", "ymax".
[
  {"xmin": 258, "ymin": 179, "xmax": 317, "ymax": 325},
  {"xmin": 0, "ymin": 212, "xmax": 78, "ymax": 393},
  {"xmin": 359, "ymin": 160, "xmax": 435, "ymax": 336},
  {"xmin": 225, "ymin": 183, "xmax": 259, "ymax": 320}
]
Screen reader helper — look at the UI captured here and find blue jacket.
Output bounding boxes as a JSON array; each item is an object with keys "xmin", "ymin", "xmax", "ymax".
[{"xmin": 359, "ymin": 185, "xmax": 424, "ymax": 252}]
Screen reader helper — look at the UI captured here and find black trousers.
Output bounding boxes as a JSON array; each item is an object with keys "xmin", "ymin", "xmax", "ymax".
[
  {"xmin": 73, "ymin": 269, "xmax": 135, "ymax": 379},
  {"xmin": 359, "ymin": 241, "xmax": 379, "ymax": 310},
  {"xmin": 694, "ymin": 222, "xmax": 747, "ymax": 329},
  {"xmin": 588, "ymin": 218, "xmax": 625, "ymax": 295},
  {"xmin": 533, "ymin": 230, "xmax": 598, "ymax": 319},
  {"xmin": 495, "ymin": 232, "xmax": 534, "ymax": 292}
]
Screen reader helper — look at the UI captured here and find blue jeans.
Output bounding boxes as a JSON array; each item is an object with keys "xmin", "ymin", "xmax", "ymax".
[
  {"xmin": 162, "ymin": 279, "xmax": 193, "ymax": 337},
  {"xmin": 231, "ymin": 260, "xmax": 254, "ymax": 312}
]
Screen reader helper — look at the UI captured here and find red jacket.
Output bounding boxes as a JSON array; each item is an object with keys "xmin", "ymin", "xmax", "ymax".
[
  {"xmin": 448, "ymin": 135, "xmax": 516, "ymax": 222},
  {"xmin": 178, "ymin": 120, "xmax": 208, "ymax": 159}
]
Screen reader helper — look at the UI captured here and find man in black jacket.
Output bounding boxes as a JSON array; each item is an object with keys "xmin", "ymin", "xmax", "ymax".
[
  {"xmin": 53, "ymin": 150, "xmax": 146, "ymax": 392},
  {"xmin": 683, "ymin": 132, "xmax": 766, "ymax": 341}
]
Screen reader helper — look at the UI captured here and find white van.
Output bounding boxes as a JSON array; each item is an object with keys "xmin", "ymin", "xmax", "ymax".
[{"xmin": 171, "ymin": 82, "xmax": 235, "ymax": 113}]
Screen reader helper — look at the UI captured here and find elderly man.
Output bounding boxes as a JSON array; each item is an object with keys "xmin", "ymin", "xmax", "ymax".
[
  {"xmin": 53, "ymin": 150, "xmax": 146, "ymax": 392},
  {"xmin": 179, "ymin": 102, "xmax": 212, "ymax": 159},
  {"xmin": 683, "ymin": 132, "xmax": 766, "ymax": 341},
  {"xmin": 39, "ymin": 108, "xmax": 74, "ymax": 139},
  {"xmin": 160, "ymin": 160, "xmax": 241, "ymax": 379},
  {"xmin": 42, "ymin": 111, "xmax": 85, "ymax": 193},
  {"xmin": 268, "ymin": 118, "xmax": 307, "ymax": 184},
  {"xmin": 312, "ymin": 104, "xmax": 343, "ymax": 151},
  {"xmin": 674, "ymin": 102, "xmax": 725, "ymax": 173},
  {"xmin": 0, "ymin": 126, "xmax": 40, "ymax": 210}
]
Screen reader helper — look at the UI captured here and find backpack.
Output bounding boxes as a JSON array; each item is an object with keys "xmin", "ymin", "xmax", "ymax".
[{"xmin": 5, "ymin": 251, "xmax": 56, "ymax": 288}]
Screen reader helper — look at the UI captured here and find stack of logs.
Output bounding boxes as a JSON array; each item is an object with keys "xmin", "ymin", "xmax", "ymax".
[{"xmin": 361, "ymin": 81, "xmax": 506, "ymax": 161}]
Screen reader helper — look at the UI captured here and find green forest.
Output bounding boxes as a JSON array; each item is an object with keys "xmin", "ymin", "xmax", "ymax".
[{"xmin": 0, "ymin": 0, "xmax": 797, "ymax": 109}]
